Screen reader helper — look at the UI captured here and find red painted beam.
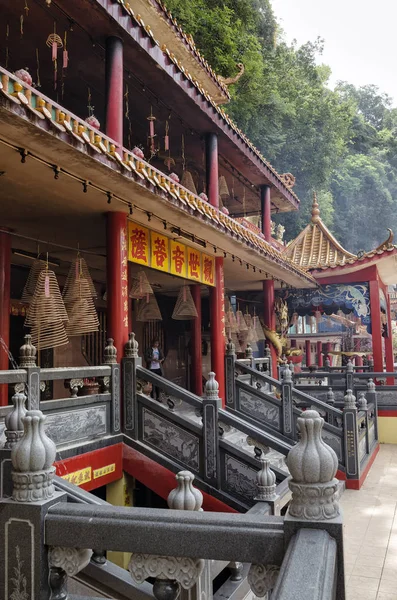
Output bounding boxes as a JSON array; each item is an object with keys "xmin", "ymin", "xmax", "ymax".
[{"xmin": 123, "ymin": 444, "xmax": 237, "ymax": 513}]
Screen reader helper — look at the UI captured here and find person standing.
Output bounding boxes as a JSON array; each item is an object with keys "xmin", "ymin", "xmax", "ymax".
[{"xmin": 145, "ymin": 339, "xmax": 165, "ymax": 401}]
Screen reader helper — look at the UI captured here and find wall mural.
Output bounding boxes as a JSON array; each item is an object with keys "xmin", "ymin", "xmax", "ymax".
[{"xmin": 278, "ymin": 283, "xmax": 372, "ymax": 333}]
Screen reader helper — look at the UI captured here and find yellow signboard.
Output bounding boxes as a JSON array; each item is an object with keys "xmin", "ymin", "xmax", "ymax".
[
  {"xmin": 128, "ymin": 221, "xmax": 215, "ymax": 286},
  {"xmin": 93, "ymin": 463, "xmax": 116, "ymax": 479},
  {"xmin": 61, "ymin": 467, "xmax": 92, "ymax": 486},
  {"xmin": 128, "ymin": 222, "xmax": 150, "ymax": 266}
]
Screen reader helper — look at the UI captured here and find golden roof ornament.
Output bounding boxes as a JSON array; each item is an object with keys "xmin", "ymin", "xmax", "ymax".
[{"xmin": 311, "ymin": 191, "xmax": 320, "ymax": 224}]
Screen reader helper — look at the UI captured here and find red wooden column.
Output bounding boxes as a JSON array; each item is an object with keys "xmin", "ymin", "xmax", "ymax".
[
  {"xmin": 317, "ymin": 341, "xmax": 323, "ymax": 367},
  {"xmin": 369, "ymin": 280, "xmax": 384, "ymax": 373},
  {"xmin": 305, "ymin": 340, "xmax": 311, "ymax": 367},
  {"xmin": 205, "ymin": 133, "xmax": 225, "ymax": 402},
  {"xmin": 107, "ymin": 212, "xmax": 129, "ymax": 359},
  {"xmin": 205, "ymin": 133, "xmax": 219, "ymax": 209},
  {"xmin": 190, "ymin": 285, "xmax": 203, "ymax": 396},
  {"xmin": 0, "ymin": 231, "xmax": 10, "ymax": 406},
  {"xmin": 326, "ymin": 341, "xmax": 332, "ymax": 363},
  {"xmin": 385, "ymin": 293, "xmax": 394, "ymax": 384},
  {"xmin": 105, "ymin": 36, "xmax": 123, "ymax": 147},
  {"xmin": 261, "ymin": 184, "xmax": 277, "ymax": 376},
  {"xmin": 209, "ymin": 258, "xmax": 225, "ymax": 405}
]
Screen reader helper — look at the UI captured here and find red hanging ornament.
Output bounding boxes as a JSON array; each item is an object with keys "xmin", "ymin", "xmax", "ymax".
[{"xmin": 164, "ymin": 120, "xmax": 169, "ymax": 151}]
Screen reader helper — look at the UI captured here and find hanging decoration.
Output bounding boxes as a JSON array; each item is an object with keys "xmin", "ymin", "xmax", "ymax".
[
  {"xmin": 62, "ymin": 256, "xmax": 99, "ymax": 337},
  {"xmin": 137, "ymin": 294, "xmax": 162, "ymax": 322},
  {"xmin": 129, "ymin": 270, "xmax": 153, "ymax": 299},
  {"xmin": 25, "ymin": 268, "xmax": 69, "ymax": 351},
  {"xmin": 125, "ymin": 84, "xmax": 132, "ymax": 149},
  {"xmin": 253, "ymin": 314, "xmax": 265, "ymax": 341},
  {"xmin": 5, "ymin": 25, "xmax": 9, "ymax": 69},
  {"xmin": 218, "ymin": 175, "xmax": 229, "ymax": 198},
  {"xmin": 133, "ymin": 146, "xmax": 145, "ymax": 159},
  {"xmin": 236, "ymin": 308, "xmax": 248, "ymax": 332},
  {"xmin": 21, "ymin": 257, "xmax": 46, "ymax": 303},
  {"xmin": 84, "ymin": 87, "xmax": 100, "ymax": 129},
  {"xmin": 46, "ymin": 26, "xmax": 63, "ymax": 90},
  {"xmin": 62, "ymin": 30, "xmax": 68, "ymax": 69},
  {"xmin": 172, "ymin": 285, "xmax": 198, "ymax": 320},
  {"xmin": 36, "ymin": 48, "xmax": 41, "ymax": 88},
  {"xmin": 147, "ymin": 106, "xmax": 158, "ymax": 159},
  {"xmin": 181, "ymin": 170, "xmax": 197, "ymax": 195},
  {"xmin": 63, "ymin": 256, "xmax": 97, "ymax": 302}
]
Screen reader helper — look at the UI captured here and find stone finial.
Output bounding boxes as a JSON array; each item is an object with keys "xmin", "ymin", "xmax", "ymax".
[
  {"xmin": 255, "ymin": 458, "xmax": 277, "ymax": 501},
  {"xmin": 4, "ymin": 392, "xmax": 27, "ymax": 449},
  {"xmin": 357, "ymin": 391, "xmax": 368, "ymax": 410},
  {"xmin": 286, "ymin": 410, "xmax": 339, "ymax": 520},
  {"xmin": 19, "ymin": 334, "xmax": 37, "ymax": 367},
  {"xmin": 346, "ymin": 359, "xmax": 354, "ymax": 373},
  {"xmin": 226, "ymin": 338, "xmax": 235, "ymax": 356},
  {"xmin": 125, "ymin": 332, "xmax": 139, "ymax": 358},
  {"xmin": 282, "ymin": 364, "xmax": 292, "ymax": 384},
  {"xmin": 344, "ymin": 389, "xmax": 357, "ymax": 410},
  {"xmin": 205, "ymin": 372, "xmax": 219, "ymax": 401},
  {"xmin": 367, "ymin": 378, "xmax": 376, "ymax": 392},
  {"xmin": 326, "ymin": 387, "xmax": 335, "ymax": 405},
  {"xmin": 11, "ymin": 410, "xmax": 56, "ymax": 502},
  {"xmin": 103, "ymin": 338, "xmax": 117, "ymax": 364},
  {"xmin": 245, "ymin": 344, "xmax": 253, "ymax": 359},
  {"xmin": 167, "ymin": 470, "xmax": 203, "ymax": 511}
]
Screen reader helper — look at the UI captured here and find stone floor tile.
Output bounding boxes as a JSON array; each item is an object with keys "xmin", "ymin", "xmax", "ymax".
[
  {"xmin": 348, "ymin": 575, "xmax": 380, "ymax": 591},
  {"xmin": 376, "ymin": 593, "xmax": 397, "ymax": 600},
  {"xmin": 346, "ymin": 587, "xmax": 378, "ymax": 600},
  {"xmin": 351, "ymin": 564, "xmax": 383, "ymax": 579},
  {"xmin": 378, "ymin": 579, "xmax": 397, "ymax": 594},
  {"xmin": 355, "ymin": 554, "xmax": 385, "ymax": 568}
]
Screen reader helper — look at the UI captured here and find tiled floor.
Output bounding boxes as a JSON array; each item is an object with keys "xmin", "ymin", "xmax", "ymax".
[{"xmin": 342, "ymin": 444, "xmax": 397, "ymax": 599}]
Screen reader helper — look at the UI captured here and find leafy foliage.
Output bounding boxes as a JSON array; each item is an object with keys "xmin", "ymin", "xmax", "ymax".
[{"xmin": 166, "ymin": 0, "xmax": 397, "ymax": 252}]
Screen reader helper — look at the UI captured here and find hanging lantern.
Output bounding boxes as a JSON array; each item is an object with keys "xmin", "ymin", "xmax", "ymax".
[
  {"xmin": 62, "ymin": 31, "xmax": 68, "ymax": 69},
  {"xmin": 147, "ymin": 107, "xmax": 156, "ymax": 156},
  {"xmin": 164, "ymin": 120, "xmax": 169, "ymax": 151},
  {"xmin": 129, "ymin": 270, "xmax": 153, "ymax": 299}
]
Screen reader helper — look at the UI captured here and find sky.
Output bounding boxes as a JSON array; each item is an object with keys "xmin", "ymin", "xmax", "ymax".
[{"xmin": 271, "ymin": 0, "xmax": 397, "ymax": 105}]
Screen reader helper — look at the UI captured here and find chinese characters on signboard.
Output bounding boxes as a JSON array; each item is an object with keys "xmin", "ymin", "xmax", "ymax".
[
  {"xmin": 128, "ymin": 221, "xmax": 216, "ymax": 286},
  {"xmin": 121, "ymin": 225, "xmax": 129, "ymax": 329}
]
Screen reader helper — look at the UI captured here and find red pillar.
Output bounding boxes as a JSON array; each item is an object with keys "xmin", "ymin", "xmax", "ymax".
[
  {"xmin": 385, "ymin": 294, "xmax": 394, "ymax": 384},
  {"xmin": 305, "ymin": 340, "xmax": 311, "ymax": 367},
  {"xmin": 317, "ymin": 341, "xmax": 323, "ymax": 367},
  {"xmin": 190, "ymin": 285, "xmax": 202, "ymax": 396},
  {"xmin": 107, "ymin": 212, "xmax": 129, "ymax": 359},
  {"xmin": 105, "ymin": 36, "xmax": 123, "ymax": 147},
  {"xmin": 261, "ymin": 184, "xmax": 277, "ymax": 376},
  {"xmin": 369, "ymin": 280, "xmax": 384, "ymax": 373},
  {"xmin": 209, "ymin": 258, "xmax": 225, "ymax": 406},
  {"xmin": 0, "ymin": 231, "xmax": 10, "ymax": 406},
  {"xmin": 205, "ymin": 133, "xmax": 219, "ymax": 209}
]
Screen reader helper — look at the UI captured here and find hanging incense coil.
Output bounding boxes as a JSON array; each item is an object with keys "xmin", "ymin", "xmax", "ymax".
[
  {"xmin": 66, "ymin": 296, "xmax": 100, "ymax": 336},
  {"xmin": 129, "ymin": 270, "xmax": 154, "ymax": 299},
  {"xmin": 218, "ymin": 175, "xmax": 229, "ymax": 197},
  {"xmin": 247, "ymin": 324, "xmax": 258, "ymax": 344},
  {"xmin": 21, "ymin": 258, "xmax": 47, "ymax": 303},
  {"xmin": 253, "ymin": 315, "xmax": 265, "ymax": 341},
  {"xmin": 231, "ymin": 332, "xmax": 242, "ymax": 353},
  {"xmin": 181, "ymin": 170, "xmax": 197, "ymax": 195},
  {"xmin": 63, "ymin": 276, "xmax": 96, "ymax": 305},
  {"xmin": 137, "ymin": 294, "xmax": 162, "ymax": 322},
  {"xmin": 25, "ymin": 270, "xmax": 68, "ymax": 327},
  {"xmin": 236, "ymin": 310, "xmax": 248, "ymax": 332},
  {"xmin": 172, "ymin": 286, "xmax": 198, "ymax": 320},
  {"xmin": 244, "ymin": 312, "xmax": 253, "ymax": 329},
  {"xmin": 63, "ymin": 257, "xmax": 97, "ymax": 301},
  {"xmin": 30, "ymin": 320, "xmax": 68, "ymax": 350}
]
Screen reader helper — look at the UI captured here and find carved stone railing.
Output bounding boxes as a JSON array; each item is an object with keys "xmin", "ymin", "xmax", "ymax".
[{"xmin": 1, "ymin": 404, "xmax": 344, "ymax": 599}]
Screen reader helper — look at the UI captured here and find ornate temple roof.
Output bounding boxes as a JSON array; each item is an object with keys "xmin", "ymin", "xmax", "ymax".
[{"xmin": 283, "ymin": 193, "xmax": 395, "ymax": 272}]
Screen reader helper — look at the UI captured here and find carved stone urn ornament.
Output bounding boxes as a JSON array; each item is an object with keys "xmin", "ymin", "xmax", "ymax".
[
  {"xmin": 254, "ymin": 458, "xmax": 277, "ymax": 501},
  {"xmin": 125, "ymin": 332, "xmax": 139, "ymax": 358},
  {"xmin": 167, "ymin": 470, "xmax": 203, "ymax": 511},
  {"xmin": 286, "ymin": 409, "xmax": 339, "ymax": 520},
  {"xmin": 11, "ymin": 409, "xmax": 57, "ymax": 502},
  {"xmin": 4, "ymin": 391, "xmax": 27, "ymax": 448}
]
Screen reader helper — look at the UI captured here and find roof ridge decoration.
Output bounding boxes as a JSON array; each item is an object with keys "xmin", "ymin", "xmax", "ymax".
[{"xmin": 285, "ymin": 192, "xmax": 396, "ymax": 271}]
